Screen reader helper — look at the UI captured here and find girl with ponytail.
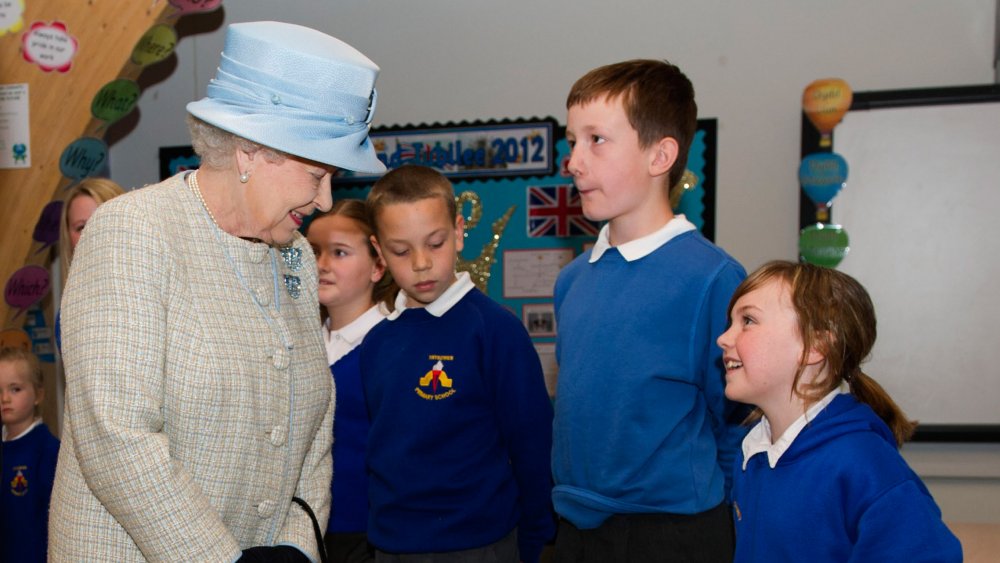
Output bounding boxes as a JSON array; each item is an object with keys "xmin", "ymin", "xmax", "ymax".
[{"xmin": 717, "ymin": 260, "xmax": 960, "ymax": 562}]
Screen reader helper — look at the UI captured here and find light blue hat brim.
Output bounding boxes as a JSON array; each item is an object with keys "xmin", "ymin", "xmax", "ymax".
[{"xmin": 186, "ymin": 21, "xmax": 386, "ymax": 174}]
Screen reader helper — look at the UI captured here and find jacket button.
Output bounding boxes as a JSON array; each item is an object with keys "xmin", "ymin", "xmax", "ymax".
[
  {"xmin": 257, "ymin": 500, "xmax": 275, "ymax": 517},
  {"xmin": 269, "ymin": 425, "xmax": 286, "ymax": 446}
]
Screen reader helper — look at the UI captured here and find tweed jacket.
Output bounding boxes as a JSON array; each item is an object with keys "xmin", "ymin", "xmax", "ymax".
[{"xmin": 50, "ymin": 173, "xmax": 333, "ymax": 562}]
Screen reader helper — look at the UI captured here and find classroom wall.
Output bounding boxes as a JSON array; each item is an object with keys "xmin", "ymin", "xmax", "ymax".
[{"xmin": 106, "ymin": 0, "xmax": 1000, "ymax": 522}]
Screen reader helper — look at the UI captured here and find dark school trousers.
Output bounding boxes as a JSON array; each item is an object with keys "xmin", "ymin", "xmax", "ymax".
[
  {"xmin": 553, "ymin": 502, "xmax": 734, "ymax": 563},
  {"xmin": 325, "ymin": 531, "xmax": 375, "ymax": 563},
  {"xmin": 374, "ymin": 529, "xmax": 518, "ymax": 563}
]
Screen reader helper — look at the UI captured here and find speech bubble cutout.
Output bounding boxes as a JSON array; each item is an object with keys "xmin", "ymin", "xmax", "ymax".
[
  {"xmin": 91, "ymin": 79, "xmax": 140, "ymax": 125},
  {"xmin": 168, "ymin": 0, "xmax": 223, "ymax": 14},
  {"xmin": 131, "ymin": 24, "xmax": 177, "ymax": 67},
  {"xmin": 0, "ymin": 0, "xmax": 26, "ymax": 36},
  {"xmin": 799, "ymin": 152, "xmax": 849, "ymax": 207},
  {"xmin": 21, "ymin": 20, "xmax": 78, "ymax": 72},
  {"xmin": 5, "ymin": 265, "xmax": 51, "ymax": 317},
  {"xmin": 33, "ymin": 200, "xmax": 63, "ymax": 250},
  {"xmin": 59, "ymin": 137, "xmax": 108, "ymax": 181},
  {"xmin": 799, "ymin": 224, "xmax": 850, "ymax": 268}
]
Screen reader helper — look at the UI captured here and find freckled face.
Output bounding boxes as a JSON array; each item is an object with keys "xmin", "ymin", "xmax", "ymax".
[
  {"xmin": 372, "ymin": 198, "xmax": 463, "ymax": 308},
  {"xmin": 565, "ymin": 96, "xmax": 663, "ymax": 226},
  {"xmin": 67, "ymin": 194, "xmax": 99, "ymax": 250},
  {"xmin": 717, "ymin": 279, "xmax": 806, "ymax": 411}
]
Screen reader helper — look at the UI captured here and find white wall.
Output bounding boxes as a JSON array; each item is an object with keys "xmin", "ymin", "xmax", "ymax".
[{"xmin": 108, "ymin": 0, "xmax": 1000, "ymax": 522}]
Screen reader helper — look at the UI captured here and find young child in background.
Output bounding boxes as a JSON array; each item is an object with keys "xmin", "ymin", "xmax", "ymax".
[
  {"xmin": 552, "ymin": 59, "xmax": 746, "ymax": 562},
  {"xmin": 306, "ymin": 199, "xmax": 392, "ymax": 563},
  {"xmin": 360, "ymin": 164, "xmax": 555, "ymax": 563},
  {"xmin": 717, "ymin": 260, "xmax": 962, "ymax": 562},
  {"xmin": 1, "ymin": 347, "xmax": 60, "ymax": 563}
]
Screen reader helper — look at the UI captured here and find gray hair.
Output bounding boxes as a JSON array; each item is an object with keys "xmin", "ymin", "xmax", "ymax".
[{"xmin": 186, "ymin": 115, "xmax": 287, "ymax": 170}]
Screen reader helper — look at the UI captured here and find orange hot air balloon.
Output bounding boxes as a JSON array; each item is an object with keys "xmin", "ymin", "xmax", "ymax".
[{"xmin": 803, "ymin": 78, "xmax": 853, "ymax": 147}]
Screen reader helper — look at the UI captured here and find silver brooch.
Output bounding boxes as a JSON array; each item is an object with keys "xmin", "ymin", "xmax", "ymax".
[
  {"xmin": 280, "ymin": 247, "xmax": 303, "ymax": 272},
  {"xmin": 284, "ymin": 274, "xmax": 301, "ymax": 299}
]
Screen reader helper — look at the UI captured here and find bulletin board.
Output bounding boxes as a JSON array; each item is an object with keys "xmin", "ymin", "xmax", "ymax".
[
  {"xmin": 800, "ymin": 85, "xmax": 1000, "ymax": 442},
  {"xmin": 160, "ymin": 117, "xmax": 718, "ymax": 395}
]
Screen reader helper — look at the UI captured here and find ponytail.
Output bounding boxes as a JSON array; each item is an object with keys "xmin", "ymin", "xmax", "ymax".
[{"xmin": 848, "ymin": 370, "xmax": 916, "ymax": 447}]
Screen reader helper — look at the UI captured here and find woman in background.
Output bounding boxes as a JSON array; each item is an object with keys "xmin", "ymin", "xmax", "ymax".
[
  {"xmin": 50, "ymin": 21, "xmax": 385, "ymax": 562},
  {"xmin": 55, "ymin": 178, "xmax": 125, "ymax": 351}
]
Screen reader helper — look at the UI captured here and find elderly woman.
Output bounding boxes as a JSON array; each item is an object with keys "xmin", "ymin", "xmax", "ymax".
[{"xmin": 50, "ymin": 21, "xmax": 385, "ymax": 562}]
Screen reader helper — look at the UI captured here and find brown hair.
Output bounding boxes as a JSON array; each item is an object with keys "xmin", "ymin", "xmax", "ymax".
[
  {"xmin": 59, "ymin": 177, "xmax": 126, "ymax": 288},
  {"xmin": 366, "ymin": 165, "xmax": 457, "ymax": 235},
  {"xmin": 307, "ymin": 199, "xmax": 396, "ymax": 314},
  {"xmin": 567, "ymin": 59, "xmax": 697, "ymax": 189},
  {"xmin": 0, "ymin": 347, "xmax": 44, "ymax": 417},
  {"xmin": 728, "ymin": 260, "xmax": 916, "ymax": 446}
]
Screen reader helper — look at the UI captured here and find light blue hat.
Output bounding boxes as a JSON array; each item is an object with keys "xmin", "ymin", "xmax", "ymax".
[{"xmin": 186, "ymin": 21, "xmax": 385, "ymax": 174}]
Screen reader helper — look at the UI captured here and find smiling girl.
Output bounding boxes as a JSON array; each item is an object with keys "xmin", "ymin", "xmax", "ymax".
[{"xmin": 717, "ymin": 260, "xmax": 961, "ymax": 562}]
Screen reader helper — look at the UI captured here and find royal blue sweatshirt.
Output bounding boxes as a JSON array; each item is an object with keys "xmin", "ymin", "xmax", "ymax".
[
  {"xmin": 360, "ymin": 286, "xmax": 555, "ymax": 562},
  {"xmin": 2, "ymin": 422, "xmax": 60, "ymax": 563},
  {"xmin": 552, "ymin": 228, "xmax": 746, "ymax": 528},
  {"xmin": 733, "ymin": 394, "xmax": 962, "ymax": 562}
]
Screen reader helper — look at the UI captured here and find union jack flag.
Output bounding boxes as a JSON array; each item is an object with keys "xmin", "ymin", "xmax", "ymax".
[{"xmin": 527, "ymin": 184, "xmax": 600, "ymax": 238}]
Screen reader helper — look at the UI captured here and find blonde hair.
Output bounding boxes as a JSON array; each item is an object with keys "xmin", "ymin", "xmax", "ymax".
[
  {"xmin": 0, "ymin": 347, "xmax": 43, "ymax": 417},
  {"xmin": 728, "ymin": 260, "xmax": 916, "ymax": 446},
  {"xmin": 307, "ymin": 199, "xmax": 396, "ymax": 316},
  {"xmin": 59, "ymin": 178, "xmax": 126, "ymax": 288},
  {"xmin": 366, "ymin": 165, "xmax": 457, "ymax": 236}
]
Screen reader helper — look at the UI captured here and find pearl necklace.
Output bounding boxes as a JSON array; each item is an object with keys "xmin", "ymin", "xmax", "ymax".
[{"xmin": 187, "ymin": 170, "xmax": 221, "ymax": 229}]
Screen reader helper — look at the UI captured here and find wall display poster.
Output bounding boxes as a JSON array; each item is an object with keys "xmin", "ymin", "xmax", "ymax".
[{"xmin": 0, "ymin": 83, "xmax": 30, "ymax": 168}]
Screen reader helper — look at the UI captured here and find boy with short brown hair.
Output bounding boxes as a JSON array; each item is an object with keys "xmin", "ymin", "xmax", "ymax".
[
  {"xmin": 361, "ymin": 165, "xmax": 555, "ymax": 563},
  {"xmin": 552, "ymin": 59, "xmax": 747, "ymax": 562}
]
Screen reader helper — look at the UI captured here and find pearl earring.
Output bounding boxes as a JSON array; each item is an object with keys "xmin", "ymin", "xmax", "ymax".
[{"xmin": 240, "ymin": 171, "xmax": 250, "ymax": 183}]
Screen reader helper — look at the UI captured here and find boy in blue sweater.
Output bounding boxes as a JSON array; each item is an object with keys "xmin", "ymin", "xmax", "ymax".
[
  {"xmin": 552, "ymin": 59, "xmax": 747, "ymax": 562},
  {"xmin": 360, "ymin": 164, "xmax": 556, "ymax": 563}
]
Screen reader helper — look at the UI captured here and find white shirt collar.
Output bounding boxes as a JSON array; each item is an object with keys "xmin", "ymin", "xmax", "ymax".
[
  {"xmin": 2, "ymin": 418, "xmax": 43, "ymax": 442},
  {"xmin": 589, "ymin": 214, "xmax": 697, "ymax": 263},
  {"xmin": 741, "ymin": 381, "xmax": 850, "ymax": 470},
  {"xmin": 386, "ymin": 271, "xmax": 475, "ymax": 320},
  {"xmin": 323, "ymin": 304, "xmax": 388, "ymax": 365}
]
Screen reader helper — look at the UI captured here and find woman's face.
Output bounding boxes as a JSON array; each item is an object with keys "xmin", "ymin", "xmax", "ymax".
[
  {"xmin": 67, "ymin": 194, "xmax": 99, "ymax": 251},
  {"xmin": 246, "ymin": 155, "xmax": 335, "ymax": 245}
]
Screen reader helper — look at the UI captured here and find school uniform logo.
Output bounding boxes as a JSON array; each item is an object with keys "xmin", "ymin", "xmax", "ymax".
[
  {"xmin": 415, "ymin": 356, "xmax": 456, "ymax": 400},
  {"xmin": 10, "ymin": 466, "xmax": 28, "ymax": 496}
]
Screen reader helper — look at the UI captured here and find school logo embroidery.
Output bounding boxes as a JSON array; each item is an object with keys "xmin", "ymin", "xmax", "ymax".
[
  {"xmin": 10, "ymin": 466, "xmax": 28, "ymax": 497},
  {"xmin": 415, "ymin": 356, "xmax": 456, "ymax": 400}
]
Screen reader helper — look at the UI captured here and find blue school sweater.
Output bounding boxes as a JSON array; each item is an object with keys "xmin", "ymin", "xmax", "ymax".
[
  {"xmin": 359, "ymin": 287, "xmax": 555, "ymax": 562},
  {"xmin": 733, "ymin": 394, "xmax": 962, "ymax": 562},
  {"xmin": 552, "ymin": 228, "xmax": 746, "ymax": 528},
  {"xmin": 2, "ymin": 422, "xmax": 60, "ymax": 563}
]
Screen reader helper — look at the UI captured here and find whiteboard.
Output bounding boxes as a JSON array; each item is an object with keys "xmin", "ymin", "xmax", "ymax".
[{"xmin": 821, "ymin": 89, "xmax": 1000, "ymax": 430}]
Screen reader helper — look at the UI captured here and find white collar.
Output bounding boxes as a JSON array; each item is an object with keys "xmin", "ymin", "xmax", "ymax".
[
  {"xmin": 742, "ymin": 382, "xmax": 850, "ymax": 470},
  {"xmin": 2, "ymin": 418, "xmax": 43, "ymax": 442},
  {"xmin": 386, "ymin": 271, "xmax": 475, "ymax": 320},
  {"xmin": 589, "ymin": 214, "xmax": 696, "ymax": 263},
  {"xmin": 323, "ymin": 304, "xmax": 387, "ymax": 364}
]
